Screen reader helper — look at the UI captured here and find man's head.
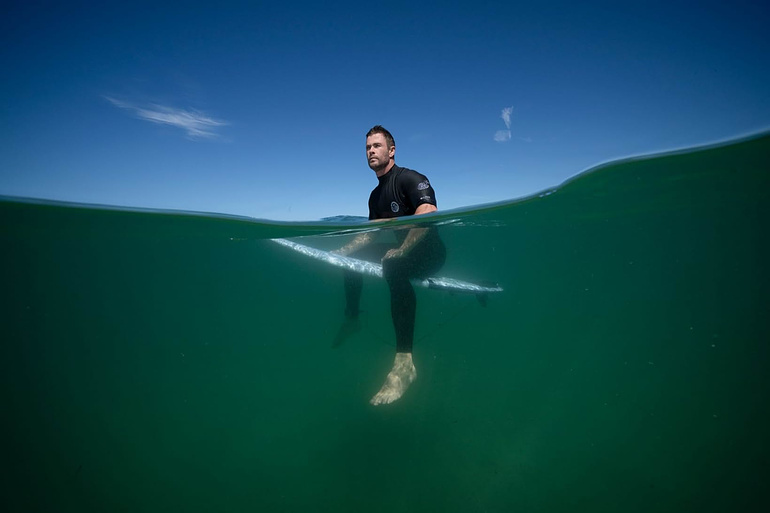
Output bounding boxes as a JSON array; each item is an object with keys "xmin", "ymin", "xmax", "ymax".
[{"xmin": 366, "ymin": 125, "xmax": 396, "ymax": 175}]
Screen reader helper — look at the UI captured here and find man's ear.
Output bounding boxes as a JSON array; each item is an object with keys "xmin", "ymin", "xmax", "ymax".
[{"xmin": 389, "ymin": 145, "xmax": 395, "ymax": 158}]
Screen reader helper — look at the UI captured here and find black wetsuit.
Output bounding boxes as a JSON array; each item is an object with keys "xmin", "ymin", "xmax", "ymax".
[{"xmin": 345, "ymin": 165, "xmax": 446, "ymax": 352}]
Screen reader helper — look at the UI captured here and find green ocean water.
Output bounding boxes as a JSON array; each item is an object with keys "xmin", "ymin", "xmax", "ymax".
[{"xmin": 1, "ymin": 134, "xmax": 768, "ymax": 512}]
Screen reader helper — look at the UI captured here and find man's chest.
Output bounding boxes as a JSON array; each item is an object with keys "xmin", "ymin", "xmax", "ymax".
[{"xmin": 369, "ymin": 181, "xmax": 411, "ymax": 219}]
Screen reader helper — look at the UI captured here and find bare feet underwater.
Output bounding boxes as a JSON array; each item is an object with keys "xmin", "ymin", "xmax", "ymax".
[{"xmin": 370, "ymin": 352, "xmax": 417, "ymax": 405}]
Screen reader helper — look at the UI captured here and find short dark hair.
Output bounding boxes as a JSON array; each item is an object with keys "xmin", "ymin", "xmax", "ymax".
[{"xmin": 366, "ymin": 125, "xmax": 395, "ymax": 149}]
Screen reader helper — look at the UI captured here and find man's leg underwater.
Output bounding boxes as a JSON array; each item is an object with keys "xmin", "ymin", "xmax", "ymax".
[
  {"xmin": 390, "ymin": 274, "xmax": 417, "ymax": 354},
  {"xmin": 370, "ymin": 242, "xmax": 444, "ymax": 405},
  {"xmin": 333, "ymin": 243, "xmax": 393, "ymax": 347},
  {"xmin": 370, "ymin": 268, "xmax": 418, "ymax": 405},
  {"xmin": 332, "ymin": 271, "xmax": 363, "ymax": 347}
]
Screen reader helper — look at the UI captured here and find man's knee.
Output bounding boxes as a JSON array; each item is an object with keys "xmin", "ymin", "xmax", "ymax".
[{"xmin": 382, "ymin": 256, "xmax": 409, "ymax": 282}]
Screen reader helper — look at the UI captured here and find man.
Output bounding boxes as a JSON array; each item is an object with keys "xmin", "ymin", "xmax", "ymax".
[{"xmin": 334, "ymin": 125, "xmax": 445, "ymax": 405}]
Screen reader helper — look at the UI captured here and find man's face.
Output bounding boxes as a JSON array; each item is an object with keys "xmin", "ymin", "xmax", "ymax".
[{"xmin": 366, "ymin": 133, "xmax": 394, "ymax": 172}]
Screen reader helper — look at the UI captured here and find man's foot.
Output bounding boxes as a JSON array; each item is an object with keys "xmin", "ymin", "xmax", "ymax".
[
  {"xmin": 370, "ymin": 352, "xmax": 417, "ymax": 405},
  {"xmin": 332, "ymin": 317, "xmax": 361, "ymax": 348}
]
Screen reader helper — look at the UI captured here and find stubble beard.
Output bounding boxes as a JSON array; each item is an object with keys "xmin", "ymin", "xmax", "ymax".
[{"xmin": 369, "ymin": 159, "xmax": 387, "ymax": 174}]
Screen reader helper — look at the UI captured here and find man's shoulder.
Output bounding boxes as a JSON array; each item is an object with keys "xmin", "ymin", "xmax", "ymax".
[
  {"xmin": 393, "ymin": 164, "xmax": 423, "ymax": 176},
  {"xmin": 393, "ymin": 165, "xmax": 429, "ymax": 184},
  {"xmin": 393, "ymin": 165, "xmax": 432, "ymax": 192}
]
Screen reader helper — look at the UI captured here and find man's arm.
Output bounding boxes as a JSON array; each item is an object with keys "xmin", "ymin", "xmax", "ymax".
[
  {"xmin": 414, "ymin": 203, "xmax": 438, "ymax": 216},
  {"xmin": 334, "ymin": 231, "xmax": 374, "ymax": 256},
  {"xmin": 384, "ymin": 204, "xmax": 437, "ymax": 259}
]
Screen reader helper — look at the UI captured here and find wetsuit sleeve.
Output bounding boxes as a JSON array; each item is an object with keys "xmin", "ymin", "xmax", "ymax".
[{"xmin": 401, "ymin": 170, "xmax": 437, "ymax": 211}]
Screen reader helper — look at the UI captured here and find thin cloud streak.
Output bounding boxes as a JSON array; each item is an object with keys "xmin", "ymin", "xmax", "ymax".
[
  {"xmin": 494, "ymin": 106, "xmax": 514, "ymax": 143},
  {"xmin": 501, "ymin": 106, "xmax": 513, "ymax": 129},
  {"xmin": 105, "ymin": 96, "xmax": 227, "ymax": 139}
]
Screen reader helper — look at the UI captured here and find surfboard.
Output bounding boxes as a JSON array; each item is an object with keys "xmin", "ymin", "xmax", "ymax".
[{"xmin": 272, "ymin": 238, "xmax": 503, "ymax": 296}]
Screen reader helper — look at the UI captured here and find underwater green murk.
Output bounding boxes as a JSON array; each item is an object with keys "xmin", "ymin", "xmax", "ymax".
[{"xmin": 1, "ymin": 133, "xmax": 768, "ymax": 512}]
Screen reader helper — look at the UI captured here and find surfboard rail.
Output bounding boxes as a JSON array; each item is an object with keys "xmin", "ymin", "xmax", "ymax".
[{"xmin": 271, "ymin": 238, "xmax": 503, "ymax": 295}]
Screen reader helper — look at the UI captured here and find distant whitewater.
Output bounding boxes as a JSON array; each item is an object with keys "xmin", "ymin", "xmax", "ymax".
[{"xmin": 321, "ymin": 214, "xmax": 368, "ymax": 223}]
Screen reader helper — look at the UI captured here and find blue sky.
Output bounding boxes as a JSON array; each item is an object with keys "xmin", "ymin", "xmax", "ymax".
[{"xmin": 1, "ymin": 1, "xmax": 768, "ymax": 221}]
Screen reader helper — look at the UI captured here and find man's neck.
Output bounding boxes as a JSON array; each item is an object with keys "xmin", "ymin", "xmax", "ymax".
[{"xmin": 375, "ymin": 161, "xmax": 395, "ymax": 178}]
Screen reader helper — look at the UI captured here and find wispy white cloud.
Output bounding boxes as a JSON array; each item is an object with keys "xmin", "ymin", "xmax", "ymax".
[
  {"xmin": 501, "ymin": 106, "xmax": 513, "ymax": 130},
  {"xmin": 104, "ymin": 96, "xmax": 227, "ymax": 139},
  {"xmin": 494, "ymin": 130, "xmax": 512, "ymax": 142},
  {"xmin": 494, "ymin": 106, "xmax": 514, "ymax": 143}
]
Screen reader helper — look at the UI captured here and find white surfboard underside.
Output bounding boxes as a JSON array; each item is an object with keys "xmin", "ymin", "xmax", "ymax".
[{"xmin": 272, "ymin": 238, "xmax": 503, "ymax": 294}]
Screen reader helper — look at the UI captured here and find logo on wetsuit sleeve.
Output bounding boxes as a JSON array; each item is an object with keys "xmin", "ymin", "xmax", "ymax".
[
  {"xmin": 417, "ymin": 180, "xmax": 430, "ymax": 190},
  {"xmin": 391, "ymin": 201, "xmax": 400, "ymax": 213}
]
